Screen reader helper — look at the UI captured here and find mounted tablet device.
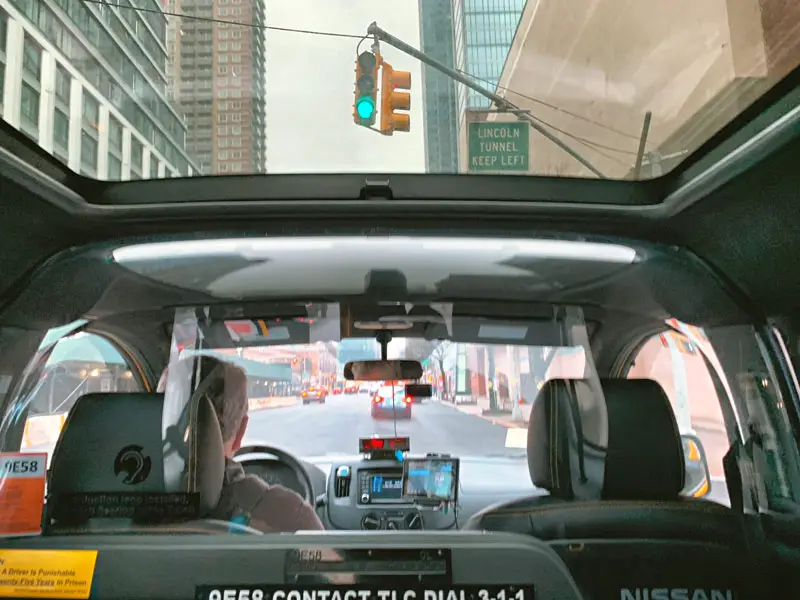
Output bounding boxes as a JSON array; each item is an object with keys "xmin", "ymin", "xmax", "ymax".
[{"xmin": 402, "ymin": 455, "xmax": 459, "ymax": 504}]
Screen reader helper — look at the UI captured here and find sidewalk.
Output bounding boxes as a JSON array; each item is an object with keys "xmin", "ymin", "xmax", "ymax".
[
  {"xmin": 248, "ymin": 396, "xmax": 299, "ymax": 411},
  {"xmin": 437, "ymin": 398, "xmax": 527, "ymax": 429}
]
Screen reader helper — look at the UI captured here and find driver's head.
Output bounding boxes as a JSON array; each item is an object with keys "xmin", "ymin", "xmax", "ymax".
[{"xmin": 158, "ymin": 355, "xmax": 250, "ymax": 458}]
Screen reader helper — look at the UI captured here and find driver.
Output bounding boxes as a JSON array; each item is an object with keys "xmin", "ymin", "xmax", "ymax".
[{"xmin": 158, "ymin": 355, "xmax": 324, "ymax": 533}]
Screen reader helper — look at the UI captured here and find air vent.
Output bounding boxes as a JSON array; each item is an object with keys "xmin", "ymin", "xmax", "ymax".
[{"xmin": 334, "ymin": 466, "xmax": 351, "ymax": 498}]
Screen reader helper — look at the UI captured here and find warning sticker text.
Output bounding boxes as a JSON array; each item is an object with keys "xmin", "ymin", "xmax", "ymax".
[{"xmin": 0, "ymin": 549, "xmax": 97, "ymax": 599}]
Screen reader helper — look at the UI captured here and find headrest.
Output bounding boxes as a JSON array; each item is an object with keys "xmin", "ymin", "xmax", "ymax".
[
  {"xmin": 527, "ymin": 379, "xmax": 606, "ymax": 500},
  {"xmin": 46, "ymin": 392, "xmax": 226, "ymax": 527},
  {"xmin": 601, "ymin": 378, "xmax": 684, "ymax": 500},
  {"xmin": 527, "ymin": 378, "xmax": 684, "ymax": 501},
  {"xmin": 48, "ymin": 393, "xmax": 167, "ymax": 499}
]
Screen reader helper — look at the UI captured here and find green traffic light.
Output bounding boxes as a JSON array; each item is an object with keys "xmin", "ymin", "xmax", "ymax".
[{"xmin": 356, "ymin": 96, "xmax": 375, "ymax": 120}]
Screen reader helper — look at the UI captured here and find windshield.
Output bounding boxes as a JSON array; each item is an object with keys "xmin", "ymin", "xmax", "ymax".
[
  {"xmin": 169, "ymin": 332, "xmax": 593, "ymax": 460},
  {"xmin": 1, "ymin": 1, "xmax": 798, "ymax": 180},
  {"xmin": 249, "ymin": 340, "xmax": 587, "ymax": 459}
]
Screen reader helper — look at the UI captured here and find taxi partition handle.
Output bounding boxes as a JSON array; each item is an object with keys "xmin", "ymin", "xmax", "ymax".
[{"xmin": 163, "ymin": 363, "xmax": 225, "ymax": 463}]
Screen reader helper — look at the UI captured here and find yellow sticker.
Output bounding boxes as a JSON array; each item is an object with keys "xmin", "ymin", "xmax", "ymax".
[{"xmin": 0, "ymin": 550, "xmax": 98, "ymax": 599}]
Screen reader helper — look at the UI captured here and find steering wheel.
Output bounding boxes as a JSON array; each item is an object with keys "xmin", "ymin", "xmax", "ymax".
[{"xmin": 233, "ymin": 444, "xmax": 315, "ymax": 504}]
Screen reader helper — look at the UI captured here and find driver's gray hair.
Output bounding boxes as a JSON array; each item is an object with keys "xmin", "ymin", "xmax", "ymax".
[{"xmin": 158, "ymin": 355, "xmax": 249, "ymax": 443}]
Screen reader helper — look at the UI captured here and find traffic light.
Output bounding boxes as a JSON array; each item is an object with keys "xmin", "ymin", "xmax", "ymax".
[
  {"xmin": 354, "ymin": 51, "xmax": 379, "ymax": 126},
  {"xmin": 380, "ymin": 62, "xmax": 411, "ymax": 135}
]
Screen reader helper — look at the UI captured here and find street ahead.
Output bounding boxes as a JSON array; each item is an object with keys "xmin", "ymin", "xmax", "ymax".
[
  {"xmin": 244, "ymin": 392, "xmax": 517, "ymax": 459},
  {"xmin": 243, "ymin": 392, "xmax": 730, "ymax": 507}
]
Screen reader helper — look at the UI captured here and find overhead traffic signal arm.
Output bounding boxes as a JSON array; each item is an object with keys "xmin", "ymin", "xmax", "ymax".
[
  {"xmin": 354, "ymin": 51, "xmax": 380, "ymax": 126},
  {"xmin": 379, "ymin": 62, "xmax": 411, "ymax": 135}
]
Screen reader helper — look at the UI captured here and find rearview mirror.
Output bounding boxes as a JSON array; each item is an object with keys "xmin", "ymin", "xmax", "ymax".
[
  {"xmin": 680, "ymin": 433, "xmax": 711, "ymax": 499},
  {"xmin": 405, "ymin": 383, "xmax": 433, "ymax": 398},
  {"xmin": 344, "ymin": 360, "xmax": 423, "ymax": 381}
]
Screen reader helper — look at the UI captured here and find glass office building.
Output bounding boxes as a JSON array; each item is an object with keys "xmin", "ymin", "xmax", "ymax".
[
  {"xmin": 0, "ymin": 0, "xmax": 198, "ymax": 179},
  {"xmin": 419, "ymin": 0, "xmax": 524, "ymax": 173},
  {"xmin": 418, "ymin": 0, "xmax": 459, "ymax": 173},
  {"xmin": 453, "ymin": 0, "xmax": 526, "ymax": 113}
]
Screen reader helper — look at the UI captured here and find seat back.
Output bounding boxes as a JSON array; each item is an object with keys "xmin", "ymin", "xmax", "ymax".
[
  {"xmin": 464, "ymin": 378, "xmax": 606, "ymax": 534},
  {"xmin": 45, "ymin": 392, "xmax": 225, "ymax": 533},
  {"xmin": 468, "ymin": 378, "xmax": 762, "ymax": 599},
  {"xmin": 526, "ymin": 378, "xmax": 606, "ymax": 501}
]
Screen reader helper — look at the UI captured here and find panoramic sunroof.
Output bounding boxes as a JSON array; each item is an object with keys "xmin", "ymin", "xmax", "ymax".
[{"xmin": 0, "ymin": 2, "xmax": 797, "ymax": 182}]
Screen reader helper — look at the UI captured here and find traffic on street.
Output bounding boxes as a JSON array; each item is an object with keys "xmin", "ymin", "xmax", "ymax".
[
  {"xmin": 241, "ymin": 389, "xmax": 729, "ymax": 506},
  {"xmin": 243, "ymin": 390, "xmax": 520, "ymax": 459}
]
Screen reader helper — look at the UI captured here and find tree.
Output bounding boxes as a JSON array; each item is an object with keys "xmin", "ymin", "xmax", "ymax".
[{"xmin": 430, "ymin": 341, "xmax": 453, "ymax": 400}]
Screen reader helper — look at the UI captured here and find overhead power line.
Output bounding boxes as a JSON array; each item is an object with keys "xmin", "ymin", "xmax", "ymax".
[
  {"xmin": 82, "ymin": 0, "xmax": 365, "ymax": 39},
  {"xmin": 456, "ymin": 70, "xmax": 642, "ymax": 143}
]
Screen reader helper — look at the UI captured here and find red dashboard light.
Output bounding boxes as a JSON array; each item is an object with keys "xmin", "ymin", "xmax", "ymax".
[
  {"xmin": 390, "ymin": 437, "xmax": 410, "ymax": 451},
  {"xmin": 359, "ymin": 436, "xmax": 410, "ymax": 453},
  {"xmin": 359, "ymin": 437, "xmax": 386, "ymax": 452}
]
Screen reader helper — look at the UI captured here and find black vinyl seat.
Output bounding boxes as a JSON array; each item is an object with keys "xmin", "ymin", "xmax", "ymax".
[
  {"xmin": 466, "ymin": 378, "xmax": 734, "ymax": 539},
  {"xmin": 463, "ymin": 378, "xmax": 604, "ymax": 534},
  {"xmin": 45, "ymin": 392, "xmax": 227, "ymax": 534},
  {"xmin": 465, "ymin": 378, "xmax": 763, "ymax": 599}
]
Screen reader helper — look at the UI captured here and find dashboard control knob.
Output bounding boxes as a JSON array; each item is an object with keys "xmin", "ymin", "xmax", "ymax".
[
  {"xmin": 404, "ymin": 512, "xmax": 424, "ymax": 530},
  {"xmin": 386, "ymin": 520, "xmax": 399, "ymax": 530},
  {"xmin": 360, "ymin": 493, "xmax": 370, "ymax": 504},
  {"xmin": 361, "ymin": 513, "xmax": 381, "ymax": 530}
]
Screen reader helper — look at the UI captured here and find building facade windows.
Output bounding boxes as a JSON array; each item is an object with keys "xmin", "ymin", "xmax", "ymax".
[
  {"xmin": 80, "ymin": 129, "xmax": 98, "ymax": 172},
  {"xmin": 53, "ymin": 108, "xmax": 69, "ymax": 149},
  {"xmin": 3, "ymin": 0, "xmax": 197, "ymax": 178},
  {"xmin": 22, "ymin": 35, "xmax": 41, "ymax": 78},
  {"xmin": 20, "ymin": 82, "xmax": 40, "ymax": 130}
]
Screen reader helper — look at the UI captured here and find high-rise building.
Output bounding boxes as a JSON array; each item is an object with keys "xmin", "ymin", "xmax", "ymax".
[
  {"xmin": 419, "ymin": 0, "xmax": 524, "ymax": 173},
  {"xmin": 0, "ymin": 0, "xmax": 198, "ymax": 179},
  {"xmin": 453, "ymin": 0, "xmax": 526, "ymax": 113},
  {"xmin": 418, "ymin": 0, "xmax": 459, "ymax": 173},
  {"xmin": 166, "ymin": 0, "xmax": 266, "ymax": 175}
]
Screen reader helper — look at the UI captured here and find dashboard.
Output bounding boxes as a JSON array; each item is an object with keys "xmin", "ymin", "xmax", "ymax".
[
  {"xmin": 326, "ymin": 457, "xmax": 456, "ymax": 531},
  {"xmin": 237, "ymin": 437, "xmax": 539, "ymax": 531}
]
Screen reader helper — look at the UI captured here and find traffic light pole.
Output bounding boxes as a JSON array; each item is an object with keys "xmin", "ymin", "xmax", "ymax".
[{"xmin": 366, "ymin": 22, "xmax": 605, "ymax": 178}]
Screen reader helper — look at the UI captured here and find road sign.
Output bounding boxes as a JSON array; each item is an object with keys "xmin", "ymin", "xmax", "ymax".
[{"xmin": 468, "ymin": 122, "xmax": 529, "ymax": 173}]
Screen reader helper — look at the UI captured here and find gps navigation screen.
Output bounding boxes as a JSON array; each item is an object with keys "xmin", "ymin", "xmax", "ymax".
[
  {"xmin": 371, "ymin": 475, "xmax": 403, "ymax": 500},
  {"xmin": 403, "ymin": 457, "xmax": 459, "ymax": 502}
]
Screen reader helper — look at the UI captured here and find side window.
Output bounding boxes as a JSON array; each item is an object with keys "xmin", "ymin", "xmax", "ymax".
[
  {"xmin": 627, "ymin": 331, "xmax": 729, "ymax": 503},
  {"xmin": 21, "ymin": 333, "xmax": 141, "ymax": 453}
]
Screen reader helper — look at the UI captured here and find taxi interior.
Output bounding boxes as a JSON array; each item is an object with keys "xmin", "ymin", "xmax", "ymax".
[
  {"xmin": 0, "ymin": 234, "xmax": 796, "ymax": 600},
  {"xmin": 0, "ymin": 60, "xmax": 800, "ymax": 600}
]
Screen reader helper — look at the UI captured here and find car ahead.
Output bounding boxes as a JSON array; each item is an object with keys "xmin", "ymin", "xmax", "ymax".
[
  {"xmin": 301, "ymin": 386, "xmax": 327, "ymax": 405},
  {"xmin": 370, "ymin": 386, "xmax": 412, "ymax": 420}
]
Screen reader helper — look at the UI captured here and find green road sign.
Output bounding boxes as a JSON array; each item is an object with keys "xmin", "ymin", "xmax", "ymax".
[{"xmin": 468, "ymin": 122, "xmax": 529, "ymax": 172}]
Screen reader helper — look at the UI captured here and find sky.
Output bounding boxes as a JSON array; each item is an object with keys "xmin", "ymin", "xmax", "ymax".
[{"xmin": 264, "ymin": 0, "xmax": 426, "ymax": 174}]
